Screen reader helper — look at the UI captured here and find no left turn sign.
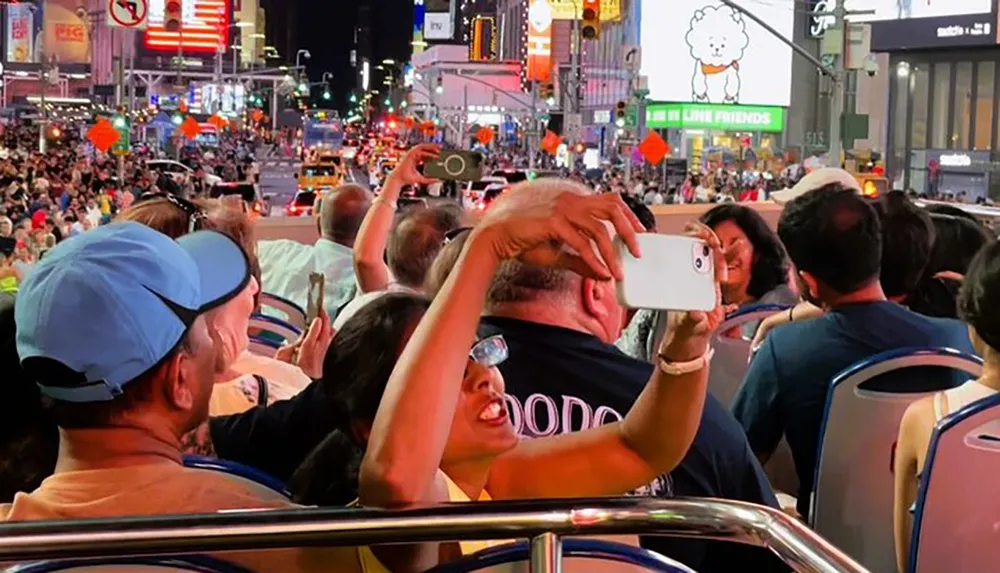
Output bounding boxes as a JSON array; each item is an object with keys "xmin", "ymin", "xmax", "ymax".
[{"xmin": 107, "ymin": 0, "xmax": 149, "ymax": 29}]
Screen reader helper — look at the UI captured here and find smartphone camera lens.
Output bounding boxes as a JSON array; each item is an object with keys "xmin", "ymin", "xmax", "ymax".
[
  {"xmin": 695, "ymin": 258, "xmax": 703, "ymax": 269},
  {"xmin": 702, "ymin": 246, "xmax": 710, "ymax": 257}
]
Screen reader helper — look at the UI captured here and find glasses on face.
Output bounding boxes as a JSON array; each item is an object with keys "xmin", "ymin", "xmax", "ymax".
[{"xmin": 470, "ymin": 334, "xmax": 508, "ymax": 368}]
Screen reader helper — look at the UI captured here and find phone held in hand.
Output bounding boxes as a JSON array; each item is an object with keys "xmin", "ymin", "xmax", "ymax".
[
  {"xmin": 615, "ymin": 234, "xmax": 716, "ymax": 312},
  {"xmin": 420, "ymin": 150, "xmax": 484, "ymax": 181},
  {"xmin": 306, "ymin": 272, "xmax": 325, "ymax": 325}
]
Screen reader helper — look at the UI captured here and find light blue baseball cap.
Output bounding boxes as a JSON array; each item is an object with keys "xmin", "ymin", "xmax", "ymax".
[{"xmin": 15, "ymin": 222, "xmax": 250, "ymax": 403}]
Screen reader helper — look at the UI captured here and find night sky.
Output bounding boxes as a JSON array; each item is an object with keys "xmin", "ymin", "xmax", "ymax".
[{"xmin": 296, "ymin": 0, "xmax": 414, "ymax": 113}]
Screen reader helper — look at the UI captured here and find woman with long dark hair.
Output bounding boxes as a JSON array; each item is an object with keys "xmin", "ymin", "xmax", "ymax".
[{"xmin": 619, "ymin": 204, "xmax": 796, "ymax": 362}]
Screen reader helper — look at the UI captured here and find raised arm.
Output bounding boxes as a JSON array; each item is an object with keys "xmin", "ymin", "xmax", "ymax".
[
  {"xmin": 487, "ymin": 222, "xmax": 729, "ymax": 499},
  {"xmin": 352, "ymin": 145, "xmax": 439, "ymax": 293},
  {"xmin": 359, "ymin": 188, "xmax": 642, "ymax": 509}
]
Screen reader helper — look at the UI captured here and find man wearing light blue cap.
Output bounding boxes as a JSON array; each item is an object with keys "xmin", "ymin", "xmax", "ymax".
[{"xmin": 4, "ymin": 223, "xmax": 279, "ymax": 518}]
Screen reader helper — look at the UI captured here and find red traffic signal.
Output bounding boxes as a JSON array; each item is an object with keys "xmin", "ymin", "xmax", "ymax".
[
  {"xmin": 582, "ymin": 0, "xmax": 600, "ymax": 40},
  {"xmin": 164, "ymin": 0, "xmax": 182, "ymax": 32}
]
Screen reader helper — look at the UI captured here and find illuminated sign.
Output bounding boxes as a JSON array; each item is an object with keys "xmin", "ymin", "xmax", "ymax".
[
  {"xmin": 939, "ymin": 153, "xmax": 972, "ymax": 167},
  {"xmin": 809, "ymin": 0, "xmax": 996, "ymax": 49},
  {"xmin": 550, "ymin": 0, "xmax": 621, "ymax": 21},
  {"xmin": 145, "ymin": 0, "xmax": 229, "ymax": 53},
  {"xmin": 645, "ymin": 103, "xmax": 786, "ymax": 132},
  {"xmin": 526, "ymin": 0, "xmax": 553, "ymax": 82},
  {"xmin": 470, "ymin": 16, "xmax": 497, "ymax": 61}
]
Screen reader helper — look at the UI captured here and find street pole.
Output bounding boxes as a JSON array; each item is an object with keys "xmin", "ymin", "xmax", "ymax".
[
  {"xmin": 459, "ymin": 84, "xmax": 468, "ymax": 148},
  {"xmin": 529, "ymin": 81, "xmax": 537, "ymax": 170},
  {"xmin": 827, "ymin": 0, "xmax": 846, "ymax": 168},
  {"xmin": 38, "ymin": 57, "xmax": 47, "ymax": 154},
  {"xmin": 127, "ymin": 30, "xmax": 136, "ymax": 117},
  {"xmin": 114, "ymin": 28, "xmax": 125, "ymax": 185}
]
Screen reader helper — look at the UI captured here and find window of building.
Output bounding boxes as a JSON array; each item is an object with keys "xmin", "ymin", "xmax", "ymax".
[
  {"xmin": 974, "ymin": 61, "xmax": 994, "ymax": 150},
  {"xmin": 931, "ymin": 62, "xmax": 951, "ymax": 149},
  {"xmin": 910, "ymin": 64, "xmax": 929, "ymax": 149},
  {"xmin": 952, "ymin": 62, "xmax": 973, "ymax": 149}
]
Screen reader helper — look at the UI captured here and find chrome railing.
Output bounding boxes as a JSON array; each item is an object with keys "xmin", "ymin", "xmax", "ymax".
[{"xmin": 0, "ymin": 498, "xmax": 868, "ymax": 573}]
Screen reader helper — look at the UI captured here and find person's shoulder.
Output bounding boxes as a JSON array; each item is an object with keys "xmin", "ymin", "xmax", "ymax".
[
  {"xmin": 172, "ymin": 466, "xmax": 296, "ymax": 511},
  {"xmin": 757, "ymin": 284, "xmax": 799, "ymax": 307}
]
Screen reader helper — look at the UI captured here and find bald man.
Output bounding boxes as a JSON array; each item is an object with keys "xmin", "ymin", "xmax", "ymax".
[{"xmin": 258, "ymin": 184, "xmax": 373, "ymax": 320}]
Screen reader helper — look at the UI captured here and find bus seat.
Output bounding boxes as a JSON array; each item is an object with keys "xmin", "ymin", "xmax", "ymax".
[
  {"xmin": 248, "ymin": 314, "xmax": 301, "ymax": 345},
  {"xmin": 811, "ymin": 347, "xmax": 982, "ymax": 573},
  {"xmin": 258, "ymin": 293, "xmax": 307, "ymax": 330},
  {"xmin": 182, "ymin": 455, "xmax": 292, "ymax": 501},
  {"xmin": 909, "ymin": 393, "xmax": 1000, "ymax": 573},
  {"xmin": 710, "ymin": 304, "xmax": 790, "ymax": 408},
  {"xmin": 4, "ymin": 555, "xmax": 253, "ymax": 572},
  {"xmin": 248, "ymin": 335, "xmax": 281, "ymax": 358},
  {"xmin": 425, "ymin": 538, "xmax": 695, "ymax": 573},
  {"xmin": 708, "ymin": 304, "xmax": 798, "ymax": 497}
]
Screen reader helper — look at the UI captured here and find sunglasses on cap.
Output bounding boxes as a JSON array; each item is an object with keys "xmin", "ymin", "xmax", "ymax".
[
  {"xmin": 470, "ymin": 334, "xmax": 508, "ymax": 367},
  {"xmin": 136, "ymin": 193, "xmax": 207, "ymax": 234}
]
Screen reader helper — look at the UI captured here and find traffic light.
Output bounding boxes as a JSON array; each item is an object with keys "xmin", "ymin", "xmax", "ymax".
[
  {"xmin": 539, "ymin": 81, "xmax": 555, "ymax": 100},
  {"xmin": 435, "ymin": 76, "xmax": 444, "ymax": 94},
  {"xmin": 615, "ymin": 101, "xmax": 627, "ymax": 127},
  {"xmin": 323, "ymin": 90, "xmax": 331, "ymax": 100},
  {"xmin": 297, "ymin": 81, "xmax": 308, "ymax": 94},
  {"xmin": 855, "ymin": 174, "xmax": 888, "ymax": 199},
  {"xmin": 164, "ymin": 0, "xmax": 182, "ymax": 32},
  {"xmin": 582, "ymin": 0, "xmax": 600, "ymax": 40}
]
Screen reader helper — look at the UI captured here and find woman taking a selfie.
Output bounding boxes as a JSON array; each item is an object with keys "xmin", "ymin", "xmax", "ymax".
[{"xmin": 295, "ymin": 181, "xmax": 729, "ymax": 573}]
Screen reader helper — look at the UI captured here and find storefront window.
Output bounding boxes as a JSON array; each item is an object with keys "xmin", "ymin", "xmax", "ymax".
[
  {"xmin": 977, "ymin": 62, "xmax": 996, "ymax": 151},
  {"xmin": 952, "ymin": 62, "xmax": 973, "ymax": 149},
  {"xmin": 910, "ymin": 64, "xmax": 930, "ymax": 149},
  {"xmin": 931, "ymin": 62, "xmax": 951, "ymax": 149}
]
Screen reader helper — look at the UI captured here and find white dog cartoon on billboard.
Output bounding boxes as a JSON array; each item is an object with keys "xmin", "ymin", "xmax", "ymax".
[{"xmin": 685, "ymin": 4, "xmax": 750, "ymax": 104}]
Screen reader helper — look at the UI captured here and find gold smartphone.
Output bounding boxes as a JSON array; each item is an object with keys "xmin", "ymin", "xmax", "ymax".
[{"xmin": 306, "ymin": 272, "xmax": 325, "ymax": 324}]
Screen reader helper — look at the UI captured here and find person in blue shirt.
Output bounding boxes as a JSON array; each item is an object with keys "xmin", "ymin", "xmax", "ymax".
[{"xmin": 732, "ymin": 181, "xmax": 975, "ymax": 519}]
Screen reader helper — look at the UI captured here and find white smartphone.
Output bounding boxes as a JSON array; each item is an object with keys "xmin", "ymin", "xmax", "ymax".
[{"xmin": 615, "ymin": 234, "xmax": 716, "ymax": 311}]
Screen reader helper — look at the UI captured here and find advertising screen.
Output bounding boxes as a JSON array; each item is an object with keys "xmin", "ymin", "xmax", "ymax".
[
  {"xmin": 44, "ymin": 0, "xmax": 89, "ymax": 64},
  {"xmin": 6, "ymin": 2, "xmax": 38, "ymax": 64},
  {"xmin": 145, "ymin": 0, "xmax": 229, "ymax": 53},
  {"xmin": 640, "ymin": 0, "xmax": 793, "ymax": 108},
  {"xmin": 810, "ymin": 0, "xmax": 995, "ymax": 49}
]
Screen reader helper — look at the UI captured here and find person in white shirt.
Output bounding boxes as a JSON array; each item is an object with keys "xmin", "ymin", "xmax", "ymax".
[
  {"xmin": 335, "ymin": 144, "xmax": 464, "ymax": 330},
  {"xmin": 257, "ymin": 184, "xmax": 372, "ymax": 320}
]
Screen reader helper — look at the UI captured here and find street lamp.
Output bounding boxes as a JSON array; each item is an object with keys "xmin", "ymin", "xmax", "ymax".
[
  {"xmin": 296, "ymin": 49, "xmax": 311, "ymax": 70},
  {"xmin": 382, "ymin": 59, "xmax": 396, "ymax": 65}
]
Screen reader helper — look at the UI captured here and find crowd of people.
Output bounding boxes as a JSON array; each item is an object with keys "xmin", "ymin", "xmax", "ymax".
[
  {"xmin": 0, "ymin": 123, "xmax": 261, "ymax": 295},
  {"xmin": 0, "ymin": 131, "xmax": 998, "ymax": 573}
]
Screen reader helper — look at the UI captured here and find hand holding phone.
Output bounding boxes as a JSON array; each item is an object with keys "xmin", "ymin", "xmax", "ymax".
[
  {"xmin": 306, "ymin": 272, "xmax": 325, "ymax": 325},
  {"xmin": 420, "ymin": 150, "xmax": 484, "ymax": 182},
  {"xmin": 615, "ymin": 234, "xmax": 716, "ymax": 311}
]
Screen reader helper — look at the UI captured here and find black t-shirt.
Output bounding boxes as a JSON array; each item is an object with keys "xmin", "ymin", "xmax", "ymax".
[
  {"xmin": 208, "ymin": 378, "xmax": 336, "ymax": 483},
  {"xmin": 479, "ymin": 317, "xmax": 787, "ymax": 573}
]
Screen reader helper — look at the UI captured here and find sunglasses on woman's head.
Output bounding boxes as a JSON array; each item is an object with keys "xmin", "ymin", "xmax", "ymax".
[
  {"xmin": 470, "ymin": 334, "xmax": 508, "ymax": 367},
  {"xmin": 444, "ymin": 227, "xmax": 473, "ymax": 245},
  {"xmin": 136, "ymin": 192, "xmax": 207, "ymax": 234}
]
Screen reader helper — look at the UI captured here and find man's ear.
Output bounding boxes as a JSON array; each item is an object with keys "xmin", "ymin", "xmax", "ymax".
[
  {"xmin": 799, "ymin": 270, "xmax": 821, "ymax": 300},
  {"xmin": 581, "ymin": 277, "xmax": 613, "ymax": 320},
  {"xmin": 164, "ymin": 351, "xmax": 195, "ymax": 412}
]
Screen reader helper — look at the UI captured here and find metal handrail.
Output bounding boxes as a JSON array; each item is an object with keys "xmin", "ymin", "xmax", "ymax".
[{"xmin": 0, "ymin": 498, "xmax": 867, "ymax": 573}]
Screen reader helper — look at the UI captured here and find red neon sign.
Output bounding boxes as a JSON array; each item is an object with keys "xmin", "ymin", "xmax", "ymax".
[{"xmin": 144, "ymin": 0, "xmax": 229, "ymax": 53}]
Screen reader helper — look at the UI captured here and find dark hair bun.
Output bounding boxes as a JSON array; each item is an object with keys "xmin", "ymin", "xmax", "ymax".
[{"xmin": 958, "ymin": 241, "xmax": 1000, "ymax": 352}]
